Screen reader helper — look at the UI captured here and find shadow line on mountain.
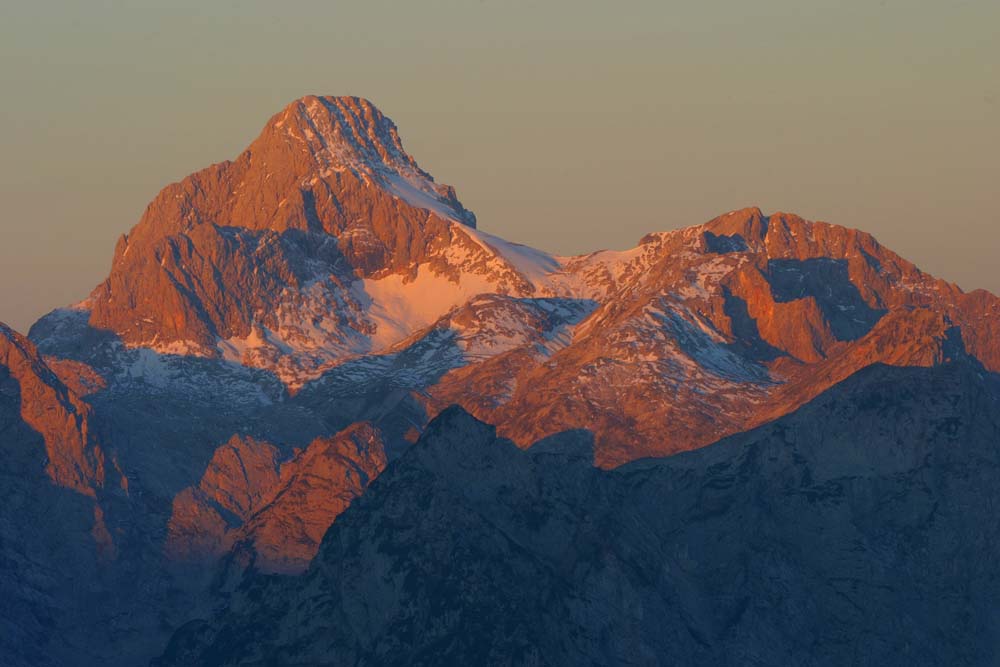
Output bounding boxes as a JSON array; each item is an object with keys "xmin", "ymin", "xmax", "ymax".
[{"xmin": 766, "ymin": 258, "xmax": 886, "ymax": 341}]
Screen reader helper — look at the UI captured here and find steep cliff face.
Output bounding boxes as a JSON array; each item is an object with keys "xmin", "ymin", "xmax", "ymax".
[
  {"xmin": 156, "ymin": 361, "xmax": 1000, "ymax": 666},
  {"xmin": 167, "ymin": 423, "xmax": 386, "ymax": 574},
  {"xmin": 165, "ymin": 435, "xmax": 284, "ymax": 563},
  {"xmin": 0, "ymin": 324, "xmax": 112, "ymax": 497}
]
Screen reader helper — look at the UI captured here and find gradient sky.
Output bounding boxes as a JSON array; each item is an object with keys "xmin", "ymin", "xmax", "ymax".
[{"xmin": 1, "ymin": 1, "xmax": 997, "ymax": 333}]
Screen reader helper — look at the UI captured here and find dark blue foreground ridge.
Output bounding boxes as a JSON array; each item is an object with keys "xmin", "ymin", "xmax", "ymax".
[{"xmin": 157, "ymin": 360, "xmax": 1000, "ymax": 666}]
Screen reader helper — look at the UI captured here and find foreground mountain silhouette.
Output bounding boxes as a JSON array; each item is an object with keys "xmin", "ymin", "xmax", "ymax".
[
  {"xmin": 1, "ymin": 96, "xmax": 998, "ymax": 665},
  {"xmin": 157, "ymin": 361, "xmax": 1000, "ymax": 666}
]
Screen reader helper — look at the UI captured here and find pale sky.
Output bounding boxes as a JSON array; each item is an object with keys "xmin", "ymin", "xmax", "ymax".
[{"xmin": 1, "ymin": 0, "xmax": 997, "ymax": 333}]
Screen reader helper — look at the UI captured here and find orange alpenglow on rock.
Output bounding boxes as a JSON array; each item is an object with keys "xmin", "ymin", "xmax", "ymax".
[
  {"xmin": 425, "ymin": 207, "xmax": 1000, "ymax": 466},
  {"xmin": 88, "ymin": 96, "xmax": 478, "ymax": 358},
  {"xmin": 0, "ymin": 323, "xmax": 109, "ymax": 497},
  {"xmin": 0, "ymin": 322, "xmax": 124, "ymax": 561},
  {"xmin": 166, "ymin": 422, "xmax": 386, "ymax": 574}
]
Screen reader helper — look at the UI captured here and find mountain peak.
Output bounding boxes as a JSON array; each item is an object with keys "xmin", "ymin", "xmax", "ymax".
[
  {"xmin": 254, "ymin": 95, "xmax": 476, "ymax": 228},
  {"xmin": 268, "ymin": 95, "xmax": 419, "ymax": 174}
]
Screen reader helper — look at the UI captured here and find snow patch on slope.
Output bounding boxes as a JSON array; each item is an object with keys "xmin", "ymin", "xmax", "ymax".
[{"xmin": 356, "ymin": 267, "xmax": 498, "ymax": 351}]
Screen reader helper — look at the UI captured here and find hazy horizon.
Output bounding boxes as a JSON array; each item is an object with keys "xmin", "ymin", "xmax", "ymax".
[{"xmin": 2, "ymin": 0, "xmax": 998, "ymax": 333}]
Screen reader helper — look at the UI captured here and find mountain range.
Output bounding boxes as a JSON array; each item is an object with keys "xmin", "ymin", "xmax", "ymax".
[{"xmin": 2, "ymin": 96, "xmax": 998, "ymax": 665}]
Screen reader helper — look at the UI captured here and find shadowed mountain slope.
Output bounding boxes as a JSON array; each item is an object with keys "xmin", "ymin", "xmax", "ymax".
[{"xmin": 159, "ymin": 361, "xmax": 1000, "ymax": 666}]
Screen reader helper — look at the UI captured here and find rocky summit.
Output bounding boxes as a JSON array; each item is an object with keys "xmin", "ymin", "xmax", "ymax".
[{"xmin": 2, "ymin": 97, "xmax": 998, "ymax": 665}]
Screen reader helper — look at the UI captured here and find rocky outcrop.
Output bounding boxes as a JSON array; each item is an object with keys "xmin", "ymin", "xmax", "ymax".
[
  {"xmin": 165, "ymin": 435, "xmax": 283, "ymax": 562},
  {"xmin": 227, "ymin": 422, "xmax": 386, "ymax": 574},
  {"xmin": 0, "ymin": 324, "xmax": 112, "ymax": 497},
  {"xmin": 167, "ymin": 423, "xmax": 386, "ymax": 574},
  {"xmin": 157, "ymin": 360, "xmax": 1000, "ymax": 666}
]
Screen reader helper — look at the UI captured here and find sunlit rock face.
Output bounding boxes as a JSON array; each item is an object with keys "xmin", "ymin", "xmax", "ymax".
[
  {"xmin": 166, "ymin": 423, "xmax": 386, "ymax": 575},
  {"xmin": 0, "ymin": 324, "xmax": 112, "ymax": 497}
]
